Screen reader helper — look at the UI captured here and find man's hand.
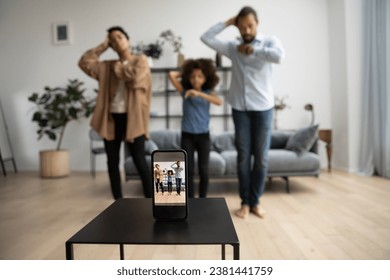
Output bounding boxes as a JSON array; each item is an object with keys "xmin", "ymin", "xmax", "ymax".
[
  {"xmin": 237, "ymin": 44, "xmax": 254, "ymax": 55},
  {"xmin": 225, "ymin": 16, "xmax": 237, "ymax": 27}
]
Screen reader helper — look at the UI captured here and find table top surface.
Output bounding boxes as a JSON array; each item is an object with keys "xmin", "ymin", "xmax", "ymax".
[{"xmin": 66, "ymin": 198, "xmax": 239, "ymax": 246}]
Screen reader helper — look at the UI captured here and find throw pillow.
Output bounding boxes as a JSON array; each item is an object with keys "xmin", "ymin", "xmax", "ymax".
[{"xmin": 285, "ymin": 124, "xmax": 319, "ymax": 154}]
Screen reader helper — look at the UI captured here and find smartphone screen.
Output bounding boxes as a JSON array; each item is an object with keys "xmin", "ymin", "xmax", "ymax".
[{"xmin": 152, "ymin": 149, "xmax": 188, "ymax": 220}]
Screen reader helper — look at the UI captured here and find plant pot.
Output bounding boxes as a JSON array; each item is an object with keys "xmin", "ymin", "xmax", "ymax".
[
  {"xmin": 177, "ymin": 53, "xmax": 185, "ymax": 67},
  {"xmin": 147, "ymin": 57, "xmax": 153, "ymax": 68},
  {"xmin": 39, "ymin": 149, "xmax": 69, "ymax": 178}
]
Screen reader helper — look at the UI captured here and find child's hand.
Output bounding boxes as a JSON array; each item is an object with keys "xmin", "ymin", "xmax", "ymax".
[{"xmin": 185, "ymin": 89, "xmax": 200, "ymax": 99}]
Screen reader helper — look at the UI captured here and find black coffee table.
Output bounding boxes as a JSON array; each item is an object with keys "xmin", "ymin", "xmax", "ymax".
[{"xmin": 66, "ymin": 198, "xmax": 239, "ymax": 260}]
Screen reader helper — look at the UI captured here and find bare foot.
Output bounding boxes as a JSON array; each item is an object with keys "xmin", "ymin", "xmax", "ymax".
[
  {"xmin": 250, "ymin": 206, "xmax": 267, "ymax": 218},
  {"xmin": 235, "ymin": 205, "xmax": 249, "ymax": 219}
]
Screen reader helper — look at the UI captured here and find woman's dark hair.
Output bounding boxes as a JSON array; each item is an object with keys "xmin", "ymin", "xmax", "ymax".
[
  {"xmin": 235, "ymin": 6, "xmax": 258, "ymax": 25},
  {"xmin": 107, "ymin": 26, "xmax": 129, "ymax": 40},
  {"xmin": 181, "ymin": 58, "xmax": 219, "ymax": 91}
]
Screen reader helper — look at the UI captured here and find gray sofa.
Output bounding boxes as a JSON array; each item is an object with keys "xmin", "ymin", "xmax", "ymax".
[{"xmin": 124, "ymin": 129, "xmax": 321, "ymax": 193}]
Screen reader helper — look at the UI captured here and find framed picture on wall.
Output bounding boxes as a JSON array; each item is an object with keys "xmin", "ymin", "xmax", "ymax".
[{"xmin": 52, "ymin": 21, "xmax": 71, "ymax": 45}]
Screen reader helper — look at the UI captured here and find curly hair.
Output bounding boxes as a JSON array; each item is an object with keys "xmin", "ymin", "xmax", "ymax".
[{"xmin": 181, "ymin": 58, "xmax": 219, "ymax": 91}]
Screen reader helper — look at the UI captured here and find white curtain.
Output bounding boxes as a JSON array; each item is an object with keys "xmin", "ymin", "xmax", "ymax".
[{"xmin": 359, "ymin": 0, "xmax": 390, "ymax": 178}]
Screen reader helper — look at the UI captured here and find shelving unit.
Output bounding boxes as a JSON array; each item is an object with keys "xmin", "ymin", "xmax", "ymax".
[
  {"xmin": 0, "ymin": 98, "xmax": 17, "ymax": 176},
  {"xmin": 150, "ymin": 67, "xmax": 232, "ymax": 132}
]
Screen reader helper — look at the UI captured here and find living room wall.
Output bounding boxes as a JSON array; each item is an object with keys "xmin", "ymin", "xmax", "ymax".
[{"xmin": 0, "ymin": 0, "xmax": 362, "ymax": 172}]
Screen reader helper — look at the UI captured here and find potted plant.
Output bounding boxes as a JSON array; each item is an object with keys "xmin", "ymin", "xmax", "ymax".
[
  {"xmin": 134, "ymin": 41, "xmax": 163, "ymax": 58},
  {"xmin": 133, "ymin": 41, "xmax": 163, "ymax": 67},
  {"xmin": 28, "ymin": 79, "xmax": 95, "ymax": 178},
  {"xmin": 160, "ymin": 30, "xmax": 184, "ymax": 66}
]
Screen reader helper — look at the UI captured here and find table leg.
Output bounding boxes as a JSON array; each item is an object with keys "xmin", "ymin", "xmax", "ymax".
[
  {"xmin": 221, "ymin": 244, "xmax": 226, "ymax": 260},
  {"xmin": 120, "ymin": 244, "xmax": 124, "ymax": 260},
  {"xmin": 326, "ymin": 143, "xmax": 332, "ymax": 172},
  {"xmin": 319, "ymin": 129, "xmax": 332, "ymax": 172},
  {"xmin": 233, "ymin": 244, "xmax": 240, "ymax": 260},
  {"xmin": 65, "ymin": 242, "xmax": 74, "ymax": 260}
]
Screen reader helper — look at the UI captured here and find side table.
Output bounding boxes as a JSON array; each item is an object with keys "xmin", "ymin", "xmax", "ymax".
[
  {"xmin": 318, "ymin": 129, "xmax": 332, "ymax": 172},
  {"xmin": 66, "ymin": 198, "xmax": 239, "ymax": 260}
]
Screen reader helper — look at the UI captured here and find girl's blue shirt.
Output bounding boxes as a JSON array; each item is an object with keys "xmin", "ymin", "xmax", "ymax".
[{"xmin": 181, "ymin": 88, "xmax": 211, "ymax": 134}]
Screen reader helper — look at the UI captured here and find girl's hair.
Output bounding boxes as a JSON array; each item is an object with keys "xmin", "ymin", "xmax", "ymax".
[{"xmin": 181, "ymin": 58, "xmax": 219, "ymax": 90}]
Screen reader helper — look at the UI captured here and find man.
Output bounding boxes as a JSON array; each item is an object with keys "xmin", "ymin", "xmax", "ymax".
[
  {"xmin": 201, "ymin": 6, "xmax": 285, "ymax": 218},
  {"xmin": 171, "ymin": 161, "xmax": 184, "ymax": 195}
]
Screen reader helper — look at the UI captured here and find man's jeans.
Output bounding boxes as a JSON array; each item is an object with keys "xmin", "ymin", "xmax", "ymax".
[{"xmin": 232, "ymin": 108, "xmax": 273, "ymax": 207}]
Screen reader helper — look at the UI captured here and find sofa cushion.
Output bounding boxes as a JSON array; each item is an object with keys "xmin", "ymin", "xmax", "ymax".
[
  {"xmin": 271, "ymin": 131, "xmax": 292, "ymax": 149},
  {"xmin": 285, "ymin": 124, "xmax": 319, "ymax": 154},
  {"xmin": 194, "ymin": 151, "xmax": 226, "ymax": 176},
  {"xmin": 268, "ymin": 150, "xmax": 320, "ymax": 173},
  {"xmin": 145, "ymin": 139, "xmax": 158, "ymax": 155},
  {"xmin": 124, "ymin": 155, "xmax": 152, "ymax": 176},
  {"xmin": 220, "ymin": 150, "xmax": 237, "ymax": 175},
  {"xmin": 212, "ymin": 132, "xmax": 235, "ymax": 152},
  {"xmin": 150, "ymin": 130, "xmax": 181, "ymax": 150}
]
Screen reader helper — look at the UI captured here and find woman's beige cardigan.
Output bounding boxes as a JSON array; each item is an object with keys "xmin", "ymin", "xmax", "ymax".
[{"xmin": 78, "ymin": 43, "xmax": 151, "ymax": 142}]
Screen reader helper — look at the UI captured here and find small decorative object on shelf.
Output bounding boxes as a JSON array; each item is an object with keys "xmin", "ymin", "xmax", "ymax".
[
  {"xmin": 304, "ymin": 103, "xmax": 315, "ymax": 125},
  {"xmin": 160, "ymin": 29, "xmax": 184, "ymax": 67},
  {"xmin": 133, "ymin": 41, "xmax": 163, "ymax": 59},
  {"xmin": 274, "ymin": 95, "xmax": 290, "ymax": 130}
]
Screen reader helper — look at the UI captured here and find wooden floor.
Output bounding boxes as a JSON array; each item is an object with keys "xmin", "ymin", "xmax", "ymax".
[{"xmin": 0, "ymin": 169, "xmax": 389, "ymax": 260}]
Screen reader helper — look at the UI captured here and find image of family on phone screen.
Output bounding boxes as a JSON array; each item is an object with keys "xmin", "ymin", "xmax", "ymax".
[{"xmin": 154, "ymin": 161, "xmax": 186, "ymax": 206}]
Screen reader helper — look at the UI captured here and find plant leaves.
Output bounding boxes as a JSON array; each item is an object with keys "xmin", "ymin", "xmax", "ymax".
[{"xmin": 29, "ymin": 78, "xmax": 96, "ymax": 149}]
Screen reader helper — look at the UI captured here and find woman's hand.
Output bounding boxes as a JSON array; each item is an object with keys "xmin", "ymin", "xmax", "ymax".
[{"xmin": 102, "ymin": 34, "xmax": 110, "ymax": 50}]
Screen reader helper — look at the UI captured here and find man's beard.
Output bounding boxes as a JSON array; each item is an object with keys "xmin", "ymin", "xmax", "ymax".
[{"xmin": 242, "ymin": 34, "xmax": 255, "ymax": 44}]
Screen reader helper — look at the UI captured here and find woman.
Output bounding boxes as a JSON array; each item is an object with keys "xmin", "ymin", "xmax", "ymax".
[
  {"xmin": 154, "ymin": 164, "xmax": 164, "ymax": 194},
  {"xmin": 79, "ymin": 26, "xmax": 152, "ymax": 199}
]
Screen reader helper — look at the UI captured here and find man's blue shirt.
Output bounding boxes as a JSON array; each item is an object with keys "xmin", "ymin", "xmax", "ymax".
[{"xmin": 201, "ymin": 22, "xmax": 285, "ymax": 111}]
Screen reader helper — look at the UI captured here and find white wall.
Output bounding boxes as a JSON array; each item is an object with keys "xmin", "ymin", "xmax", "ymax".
[{"xmin": 0, "ymin": 0, "xmax": 338, "ymax": 171}]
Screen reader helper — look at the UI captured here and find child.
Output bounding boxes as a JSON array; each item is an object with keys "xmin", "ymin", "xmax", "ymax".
[
  {"xmin": 167, "ymin": 170, "xmax": 174, "ymax": 194},
  {"xmin": 169, "ymin": 59, "xmax": 221, "ymax": 198},
  {"xmin": 154, "ymin": 164, "xmax": 164, "ymax": 194}
]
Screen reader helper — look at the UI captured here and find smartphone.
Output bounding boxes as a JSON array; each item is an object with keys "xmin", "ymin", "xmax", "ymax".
[{"xmin": 152, "ymin": 149, "xmax": 188, "ymax": 220}]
